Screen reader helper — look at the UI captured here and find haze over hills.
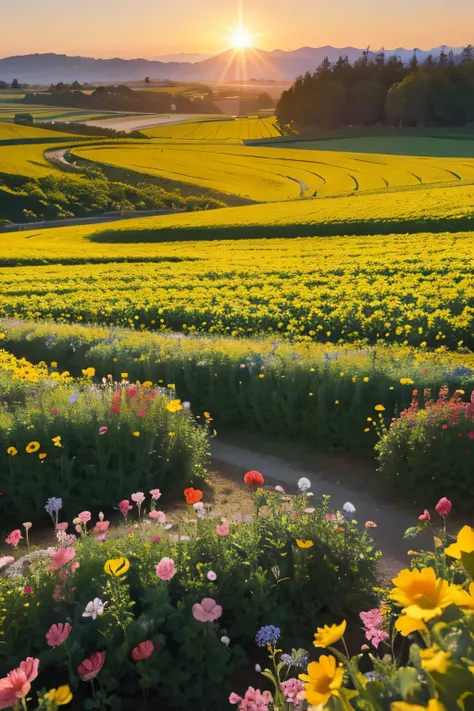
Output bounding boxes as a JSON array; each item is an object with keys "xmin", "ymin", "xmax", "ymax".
[{"xmin": 0, "ymin": 45, "xmax": 463, "ymax": 84}]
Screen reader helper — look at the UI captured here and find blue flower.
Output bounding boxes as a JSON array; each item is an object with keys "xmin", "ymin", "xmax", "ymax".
[
  {"xmin": 255, "ymin": 625, "xmax": 280, "ymax": 647},
  {"xmin": 69, "ymin": 392, "xmax": 80, "ymax": 404}
]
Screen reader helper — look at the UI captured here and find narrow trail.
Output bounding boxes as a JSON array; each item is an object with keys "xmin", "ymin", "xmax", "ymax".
[{"xmin": 211, "ymin": 439, "xmax": 431, "ymax": 583}]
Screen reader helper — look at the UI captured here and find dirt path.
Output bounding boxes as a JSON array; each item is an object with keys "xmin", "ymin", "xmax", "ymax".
[{"xmin": 211, "ymin": 439, "xmax": 432, "ymax": 583}]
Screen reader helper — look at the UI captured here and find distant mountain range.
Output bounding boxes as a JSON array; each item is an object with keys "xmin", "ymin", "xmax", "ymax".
[{"xmin": 0, "ymin": 46, "xmax": 464, "ymax": 84}]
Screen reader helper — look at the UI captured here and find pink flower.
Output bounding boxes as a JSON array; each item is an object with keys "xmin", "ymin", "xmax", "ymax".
[
  {"xmin": 19, "ymin": 658, "xmax": 39, "ymax": 683},
  {"xmin": 78, "ymin": 652, "xmax": 105, "ymax": 681},
  {"xmin": 435, "ymin": 497, "xmax": 452, "ymax": 517},
  {"xmin": 131, "ymin": 492, "xmax": 145, "ymax": 505},
  {"xmin": 137, "ymin": 410, "xmax": 146, "ymax": 417},
  {"xmin": 275, "ymin": 485, "xmax": 285, "ymax": 493},
  {"xmin": 418, "ymin": 509, "xmax": 431, "ymax": 522},
  {"xmin": 94, "ymin": 521, "xmax": 110, "ymax": 534},
  {"xmin": 325, "ymin": 514, "xmax": 337, "ymax": 521},
  {"xmin": 51, "ymin": 407, "xmax": 58, "ymax": 415},
  {"xmin": 442, "ymin": 424, "xmax": 448, "ymax": 429},
  {"xmin": 229, "ymin": 692, "xmax": 243, "ymax": 705},
  {"xmin": 468, "ymin": 431, "xmax": 474, "ymax": 440},
  {"xmin": 236, "ymin": 687, "xmax": 272, "ymax": 710},
  {"xmin": 192, "ymin": 598, "xmax": 223, "ymax": 622},
  {"xmin": 23, "ymin": 586, "xmax": 33, "ymax": 595},
  {"xmin": 281, "ymin": 678, "xmax": 305, "ymax": 705},
  {"xmin": 47, "ymin": 546, "xmax": 75, "ymax": 570},
  {"xmin": 98, "ymin": 511, "xmax": 104, "ymax": 522},
  {"xmin": 5, "ymin": 530, "xmax": 22, "ymax": 547},
  {"xmin": 46, "ymin": 622, "xmax": 72, "ymax": 647},
  {"xmin": 149, "ymin": 510, "xmax": 166, "ymax": 523},
  {"xmin": 150, "ymin": 488, "xmax": 161, "ymax": 500},
  {"xmin": 98, "ymin": 426, "xmax": 108, "ymax": 435},
  {"xmin": 56, "ymin": 522, "xmax": 68, "ymax": 532},
  {"xmin": 53, "ymin": 584, "xmax": 65, "ymax": 601},
  {"xmin": 156, "ymin": 557, "xmax": 176, "ymax": 580},
  {"xmin": 216, "ymin": 521, "xmax": 230, "ymax": 537},
  {"xmin": 151, "ymin": 536, "xmax": 161, "ymax": 543},
  {"xmin": 0, "ymin": 556, "xmax": 15, "ymax": 570},
  {"xmin": 71, "ymin": 561, "xmax": 80, "ymax": 575},
  {"xmin": 0, "ymin": 669, "xmax": 31, "ymax": 707},
  {"xmin": 360, "ymin": 609, "xmax": 389, "ymax": 649},
  {"xmin": 78, "ymin": 511, "xmax": 91, "ymax": 524},
  {"xmin": 207, "ymin": 571, "xmax": 217, "ymax": 581},
  {"xmin": 127, "ymin": 388, "xmax": 137, "ymax": 399},
  {"xmin": 131, "ymin": 641, "xmax": 155, "ymax": 661},
  {"xmin": 118, "ymin": 499, "xmax": 133, "ymax": 518}
]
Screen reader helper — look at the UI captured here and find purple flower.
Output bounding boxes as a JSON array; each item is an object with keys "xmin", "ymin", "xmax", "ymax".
[
  {"xmin": 69, "ymin": 392, "xmax": 80, "ymax": 404},
  {"xmin": 255, "ymin": 625, "xmax": 280, "ymax": 647}
]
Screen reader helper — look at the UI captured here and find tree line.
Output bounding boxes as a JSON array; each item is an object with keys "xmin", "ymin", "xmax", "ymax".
[{"xmin": 275, "ymin": 45, "xmax": 474, "ymax": 129}]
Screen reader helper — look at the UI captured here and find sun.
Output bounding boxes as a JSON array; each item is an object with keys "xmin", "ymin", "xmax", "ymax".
[{"xmin": 231, "ymin": 25, "xmax": 253, "ymax": 49}]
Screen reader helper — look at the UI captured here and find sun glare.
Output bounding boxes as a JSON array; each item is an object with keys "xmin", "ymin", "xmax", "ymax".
[{"xmin": 231, "ymin": 25, "xmax": 252, "ymax": 49}]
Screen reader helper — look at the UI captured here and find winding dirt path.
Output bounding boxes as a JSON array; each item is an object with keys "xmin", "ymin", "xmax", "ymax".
[{"xmin": 210, "ymin": 439, "xmax": 432, "ymax": 583}]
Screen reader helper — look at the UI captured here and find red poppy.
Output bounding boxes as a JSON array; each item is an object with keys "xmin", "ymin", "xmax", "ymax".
[
  {"xmin": 184, "ymin": 488, "xmax": 203, "ymax": 505},
  {"xmin": 244, "ymin": 470, "xmax": 265, "ymax": 487}
]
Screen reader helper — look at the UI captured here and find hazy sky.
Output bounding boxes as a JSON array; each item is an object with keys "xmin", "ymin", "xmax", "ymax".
[{"xmin": 3, "ymin": 0, "xmax": 473, "ymax": 57}]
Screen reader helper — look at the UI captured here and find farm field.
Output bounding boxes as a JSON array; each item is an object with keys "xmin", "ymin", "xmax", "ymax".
[
  {"xmin": 143, "ymin": 116, "xmax": 281, "ymax": 139},
  {"xmin": 1, "ymin": 229, "xmax": 474, "ymax": 348},
  {"xmin": 71, "ymin": 133, "xmax": 474, "ymax": 201}
]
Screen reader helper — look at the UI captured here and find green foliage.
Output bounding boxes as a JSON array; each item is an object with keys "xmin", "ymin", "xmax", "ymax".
[
  {"xmin": 0, "ymin": 170, "xmax": 226, "ymax": 223},
  {"xmin": 0, "ymin": 489, "xmax": 377, "ymax": 709},
  {"xmin": 0, "ymin": 380, "xmax": 208, "ymax": 523},
  {"xmin": 376, "ymin": 388, "xmax": 474, "ymax": 509}
]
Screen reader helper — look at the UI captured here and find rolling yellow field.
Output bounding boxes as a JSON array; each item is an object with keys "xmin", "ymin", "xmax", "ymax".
[{"xmin": 71, "ymin": 137, "xmax": 474, "ymax": 202}]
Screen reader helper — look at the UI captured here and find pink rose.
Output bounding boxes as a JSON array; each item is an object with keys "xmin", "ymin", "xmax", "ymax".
[
  {"xmin": 5, "ymin": 530, "xmax": 22, "ymax": 547},
  {"xmin": 118, "ymin": 499, "xmax": 133, "ymax": 518},
  {"xmin": 78, "ymin": 651, "xmax": 105, "ymax": 681},
  {"xmin": 418, "ymin": 509, "xmax": 431, "ymax": 522},
  {"xmin": 94, "ymin": 521, "xmax": 110, "ymax": 534},
  {"xmin": 46, "ymin": 622, "xmax": 72, "ymax": 647},
  {"xmin": 216, "ymin": 521, "xmax": 230, "ymax": 537},
  {"xmin": 149, "ymin": 510, "xmax": 166, "ymax": 523},
  {"xmin": 131, "ymin": 492, "xmax": 145, "ymax": 505},
  {"xmin": 56, "ymin": 522, "xmax": 69, "ymax": 532},
  {"xmin": 47, "ymin": 546, "xmax": 76, "ymax": 570},
  {"xmin": 155, "ymin": 557, "xmax": 176, "ymax": 580},
  {"xmin": 19, "ymin": 657, "xmax": 39, "ymax": 682},
  {"xmin": 150, "ymin": 489, "xmax": 161, "ymax": 500},
  {"xmin": 192, "ymin": 598, "xmax": 223, "ymax": 623},
  {"xmin": 98, "ymin": 426, "xmax": 108, "ymax": 436},
  {"xmin": 131, "ymin": 641, "xmax": 155, "ymax": 661},
  {"xmin": 435, "ymin": 497, "xmax": 452, "ymax": 517},
  {"xmin": 78, "ymin": 511, "xmax": 91, "ymax": 524}
]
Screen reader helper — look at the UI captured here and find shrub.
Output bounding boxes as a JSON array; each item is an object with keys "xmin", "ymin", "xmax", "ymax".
[
  {"xmin": 0, "ymin": 380, "xmax": 208, "ymax": 523},
  {"xmin": 376, "ymin": 387, "xmax": 474, "ymax": 508},
  {"xmin": 0, "ymin": 482, "xmax": 377, "ymax": 709}
]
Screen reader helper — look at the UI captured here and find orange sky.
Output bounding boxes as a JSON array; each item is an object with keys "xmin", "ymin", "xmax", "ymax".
[{"xmin": 2, "ymin": 0, "xmax": 472, "ymax": 58}]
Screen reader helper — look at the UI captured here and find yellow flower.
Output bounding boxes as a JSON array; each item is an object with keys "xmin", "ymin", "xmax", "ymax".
[
  {"xmin": 7, "ymin": 446, "xmax": 18, "ymax": 456},
  {"xmin": 143, "ymin": 380, "xmax": 152, "ymax": 387},
  {"xmin": 400, "ymin": 378, "xmax": 415, "ymax": 385},
  {"xmin": 133, "ymin": 431, "xmax": 140, "ymax": 437},
  {"xmin": 313, "ymin": 620, "xmax": 347, "ymax": 648},
  {"xmin": 204, "ymin": 412, "xmax": 211, "ymax": 419},
  {"xmin": 419, "ymin": 645, "xmax": 451, "ymax": 673},
  {"xmin": 0, "ymin": 333, "xmax": 5, "ymax": 339},
  {"xmin": 394, "ymin": 616, "xmax": 426, "ymax": 636},
  {"xmin": 25, "ymin": 441, "xmax": 40, "ymax": 454},
  {"xmin": 52, "ymin": 436, "xmax": 62, "ymax": 447},
  {"xmin": 51, "ymin": 361, "xmax": 58, "ymax": 368},
  {"xmin": 391, "ymin": 701, "xmax": 446, "ymax": 711},
  {"xmin": 45, "ymin": 685, "xmax": 73, "ymax": 706},
  {"xmin": 82, "ymin": 367, "xmax": 95, "ymax": 378},
  {"xmin": 374, "ymin": 404, "xmax": 385, "ymax": 412},
  {"xmin": 296, "ymin": 540, "xmax": 313, "ymax": 549},
  {"xmin": 168, "ymin": 432, "xmax": 175, "ymax": 437},
  {"xmin": 299, "ymin": 655, "xmax": 344, "ymax": 706},
  {"xmin": 167, "ymin": 383, "xmax": 175, "ymax": 390},
  {"xmin": 445, "ymin": 525, "xmax": 474, "ymax": 559},
  {"xmin": 104, "ymin": 557, "xmax": 130, "ymax": 577},
  {"xmin": 166, "ymin": 399, "xmax": 183, "ymax": 413},
  {"xmin": 121, "ymin": 372, "xmax": 128, "ymax": 379},
  {"xmin": 258, "ymin": 373, "xmax": 265, "ymax": 379},
  {"xmin": 39, "ymin": 453, "xmax": 47, "ymax": 460},
  {"xmin": 390, "ymin": 567, "xmax": 460, "ymax": 622}
]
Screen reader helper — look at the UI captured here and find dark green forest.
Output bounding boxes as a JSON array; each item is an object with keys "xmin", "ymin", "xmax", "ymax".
[{"xmin": 276, "ymin": 45, "xmax": 474, "ymax": 129}]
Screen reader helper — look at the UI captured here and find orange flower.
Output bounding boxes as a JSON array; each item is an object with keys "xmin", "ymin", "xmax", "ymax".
[{"xmin": 184, "ymin": 488, "xmax": 203, "ymax": 505}]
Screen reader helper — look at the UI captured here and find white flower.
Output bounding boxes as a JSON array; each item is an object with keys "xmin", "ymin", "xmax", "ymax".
[
  {"xmin": 221, "ymin": 636, "xmax": 230, "ymax": 646},
  {"xmin": 297, "ymin": 477, "xmax": 311, "ymax": 492},
  {"xmin": 82, "ymin": 598, "xmax": 104, "ymax": 620},
  {"xmin": 182, "ymin": 401, "xmax": 191, "ymax": 410},
  {"xmin": 342, "ymin": 502, "xmax": 356, "ymax": 514},
  {"xmin": 193, "ymin": 502, "xmax": 204, "ymax": 512},
  {"xmin": 255, "ymin": 664, "xmax": 262, "ymax": 672}
]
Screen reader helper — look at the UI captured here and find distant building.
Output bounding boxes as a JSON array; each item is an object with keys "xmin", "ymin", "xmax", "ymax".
[{"xmin": 14, "ymin": 113, "xmax": 34, "ymax": 125}]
